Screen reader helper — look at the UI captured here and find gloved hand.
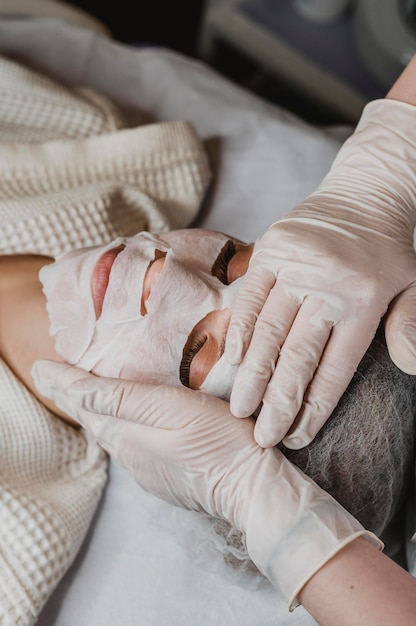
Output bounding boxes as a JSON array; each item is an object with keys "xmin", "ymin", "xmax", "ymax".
[
  {"xmin": 384, "ymin": 284, "xmax": 416, "ymax": 374},
  {"xmin": 32, "ymin": 359, "xmax": 381, "ymax": 611},
  {"xmin": 225, "ymin": 98, "xmax": 416, "ymax": 449}
]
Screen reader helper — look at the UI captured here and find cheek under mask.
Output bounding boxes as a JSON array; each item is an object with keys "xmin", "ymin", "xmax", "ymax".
[
  {"xmin": 41, "ymin": 234, "xmax": 242, "ymax": 398},
  {"xmin": 199, "ymin": 355, "xmax": 240, "ymax": 401}
]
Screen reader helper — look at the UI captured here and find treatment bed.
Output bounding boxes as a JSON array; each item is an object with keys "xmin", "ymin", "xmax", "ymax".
[{"xmin": 0, "ymin": 15, "xmax": 414, "ymax": 626}]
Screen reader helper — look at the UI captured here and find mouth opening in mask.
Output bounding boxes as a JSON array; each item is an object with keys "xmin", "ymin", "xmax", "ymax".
[{"xmin": 92, "ymin": 244, "xmax": 125, "ymax": 318}]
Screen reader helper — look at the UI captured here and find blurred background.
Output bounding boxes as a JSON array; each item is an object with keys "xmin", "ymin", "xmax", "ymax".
[{"xmin": 15, "ymin": 0, "xmax": 416, "ymax": 125}]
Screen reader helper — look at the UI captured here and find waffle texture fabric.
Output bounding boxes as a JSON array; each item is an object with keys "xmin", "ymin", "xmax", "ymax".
[{"xmin": 0, "ymin": 55, "xmax": 211, "ymax": 625}]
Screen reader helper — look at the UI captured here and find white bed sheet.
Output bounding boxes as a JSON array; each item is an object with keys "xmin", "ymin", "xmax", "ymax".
[{"xmin": 0, "ymin": 17, "xmax": 403, "ymax": 626}]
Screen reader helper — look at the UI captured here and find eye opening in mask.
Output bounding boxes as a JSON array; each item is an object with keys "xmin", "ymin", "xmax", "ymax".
[
  {"xmin": 179, "ymin": 309, "xmax": 231, "ymax": 390},
  {"xmin": 211, "ymin": 240, "xmax": 254, "ymax": 285},
  {"xmin": 140, "ymin": 248, "xmax": 167, "ymax": 315}
]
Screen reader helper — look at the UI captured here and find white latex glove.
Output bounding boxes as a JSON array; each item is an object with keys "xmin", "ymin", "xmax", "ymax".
[
  {"xmin": 225, "ymin": 99, "xmax": 416, "ymax": 449},
  {"xmin": 32, "ymin": 359, "xmax": 381, "ymax": 611}
]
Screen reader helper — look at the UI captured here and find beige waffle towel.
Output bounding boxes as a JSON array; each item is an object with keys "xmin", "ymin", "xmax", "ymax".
[{"xmin": 0, "ymin": 55, "xmax": 211, "ymax": 625}]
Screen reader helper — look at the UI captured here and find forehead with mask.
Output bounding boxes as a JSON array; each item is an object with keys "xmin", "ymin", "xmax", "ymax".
[{"xmin": 40, "ymin": 229, "xmax": 253, "ymax": 400}]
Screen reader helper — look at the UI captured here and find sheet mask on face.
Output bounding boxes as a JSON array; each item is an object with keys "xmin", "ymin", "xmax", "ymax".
[
  {"xmin": 40, "ymin": 230, "xmax": 247, "ymax": 399},
  {"xmin": 199, "ymin": 354, "xmax": 240, "ymax": 399}
]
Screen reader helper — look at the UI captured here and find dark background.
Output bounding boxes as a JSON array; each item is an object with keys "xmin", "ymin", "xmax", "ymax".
[
  {"xmin": 66, "ymin": 0, "xmax": 207, "ymax": 56},
  {"xmin": 63, "ymin": 1, "xmax": 357, "ymax": 125}
]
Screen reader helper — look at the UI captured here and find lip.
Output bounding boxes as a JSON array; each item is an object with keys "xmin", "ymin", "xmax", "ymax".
[{"xmin": 91, "ymin": 244, "xmax": 125, "ymax": 318}]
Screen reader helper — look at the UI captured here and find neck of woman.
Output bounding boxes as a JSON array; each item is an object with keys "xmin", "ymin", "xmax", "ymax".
[{"xmin": 0, "ymin": 254, "xmax": 75, "ymax": 424}]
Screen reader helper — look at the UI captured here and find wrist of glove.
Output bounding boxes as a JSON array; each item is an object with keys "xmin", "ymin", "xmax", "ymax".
[
  {"xmin": 32, "ymin": 359, "xmax": 382, "ymax": 611},
  {"xmin": 225, "ymin": 98, "xmax": 416, "ymax": 450},
  {"xmin": 295, "ymin": 99, "xmax": 416, "ymax": 236},
  {"xmin": 243, "ymin": 447, "xmax": 381, "ymax": 610}
]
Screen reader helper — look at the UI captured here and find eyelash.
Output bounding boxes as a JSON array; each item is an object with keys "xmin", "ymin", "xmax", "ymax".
[
  {"xmin": 212, "ymin": 240, "xmax": 236, "ymax": 285},
  {"xmin": 180, "ymin": 334, "xmax": 207, "ymax": 388}
]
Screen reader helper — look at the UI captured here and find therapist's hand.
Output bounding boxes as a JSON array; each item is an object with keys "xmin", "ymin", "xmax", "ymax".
[
  {"xmin": 384, "ymin": 284, "xmax": 416, "ymax": 374},
  {"xmin": 32, "ymin": 359, "xmax": 381, "ymax": 611},
  {"xmin": 225, "ymin": 98, "xmax": 416, "ymax": 450}
]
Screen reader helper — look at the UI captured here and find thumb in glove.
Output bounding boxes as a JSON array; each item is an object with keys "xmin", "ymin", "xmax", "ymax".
[{"xmin": 384, "ymin": 281, "xmax": 416, "ymax": 375}]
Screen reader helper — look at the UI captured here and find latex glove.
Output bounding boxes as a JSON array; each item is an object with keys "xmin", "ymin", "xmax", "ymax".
[
  {"xmin": 225, "ymin": 99, "xmax": 416, "ymax": 449},
  {"xmin": 384, "ymin": 283, "xmax": 416, "ymax": 374},
  {"xmin": 32, "ymin": 359, "xmax": 381, "ymax": 611}
]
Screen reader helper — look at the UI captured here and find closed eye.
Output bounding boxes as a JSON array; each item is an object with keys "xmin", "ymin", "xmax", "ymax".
[
  {"xmin": 211, "ymin": 240, "xmax": 236, "ymax": 285},
  {"xmin": 180, "ymin": 334, "xmax": 207, "ymax": 388},
  {"xmin": 179, "ymin": 309, "xmax": 232, "ymax": 390},
  {"xmin": 211, "ymin": 240, "xmax": 254, "ymax": 285}
]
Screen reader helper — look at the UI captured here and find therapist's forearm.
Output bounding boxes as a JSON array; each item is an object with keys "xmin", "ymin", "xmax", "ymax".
[
  {"xmin": 298, "ymin": 537, "xmax": 416, "ymax": 625},
  {"xmin": 386, "ymin": 54, "xmax": 416, "ymax": 105},
  {"xmin": 295, "ymin": 55, "xmax": 416, "ymax": 625}
]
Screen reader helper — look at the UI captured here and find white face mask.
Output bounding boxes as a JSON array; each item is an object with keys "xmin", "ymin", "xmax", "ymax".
[{"xmin": 40, "ymin": 229, "xmax": 250, "ymax": 400}]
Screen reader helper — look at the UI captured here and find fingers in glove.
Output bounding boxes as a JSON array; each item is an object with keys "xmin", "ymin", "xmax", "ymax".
[
  {"xmin": 32, "ymin": 359, "xmax": 233, "ymax": 434},
  {"xmin": 225, "ymin": 264, "xmax": 276, "ymax": 365},
  {"xmin": 32, "ymin": 359, "xmax": 95, "ymax": 418},
  {"xmin": 384, "ymin": 283, "xmax": 416, "ymax": 375},
  {"xmin": 229, "ymin": 279, "xmax": 300, "ymax": 418},
  {"xmin": 32, "ymin": 360, "xmax": 169, "ymax": 460},
  {"xmin": 32, "ymin": 359, "xmax": 91, "ymax": 392},
  {"xmin": 282, "ymin": 318, "xmax": 379, "ymax": 449},
  {"xmin": 32, "ymin": 359, "xmax": 156, "ymax": 419},
  {"xmin": 251, "ymin": 297, "xmax": 335, "ymax": 447}
]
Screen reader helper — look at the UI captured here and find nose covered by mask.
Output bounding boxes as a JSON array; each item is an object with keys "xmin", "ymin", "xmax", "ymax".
[{"xmin": 40, "ymin": 231, "xmax": 241, "ymax": 400}]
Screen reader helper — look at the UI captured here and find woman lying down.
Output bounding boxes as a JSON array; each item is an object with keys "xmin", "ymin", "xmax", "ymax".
[
  {"xmin": 4, "ymin": 226, "xmax": 415, "ymax": 541},
  {"xmin": 0, "ymin": 52, "xmax": 414, "ymax": 623},
  {"xmin": 0, "ymin": 52, "xmax": 214, "ymax": 624}
]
